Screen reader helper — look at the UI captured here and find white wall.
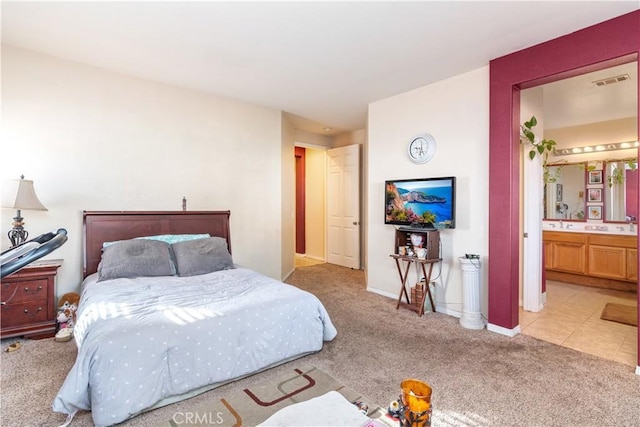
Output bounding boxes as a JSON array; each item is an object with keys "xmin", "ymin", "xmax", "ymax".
[
  {"xmin": 304, "ymin": 147, "xmax": 326, "ymax": 261},
  {"xmin": 281, "ymin": 114, "xmax": 295, "ymax": 279},
  {"xmin": 367, "ymin": 67, "xmax": 490, "ymax": 318},
  {"xmin": 1, "ymin": 46, "xmax": 285, "ymax": 296}
]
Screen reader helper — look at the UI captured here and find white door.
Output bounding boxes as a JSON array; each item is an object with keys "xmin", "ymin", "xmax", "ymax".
[{"xmin": 327, "ymin": 144, "xmax": 360, "ymax": 269}]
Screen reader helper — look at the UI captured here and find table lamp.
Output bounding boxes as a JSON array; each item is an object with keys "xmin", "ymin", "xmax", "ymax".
[
  {"xmin": 1, "ymin": 175, "xmax": 48, "ymax": 247},
  {"xmin": 400, "ymin": 378, "xmax": 432, "ymax": 427}
]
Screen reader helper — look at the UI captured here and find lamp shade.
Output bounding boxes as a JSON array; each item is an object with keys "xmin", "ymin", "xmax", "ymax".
[{"xmin": 1, "ymin": 176, "xmax": 48, "ymax": 211}]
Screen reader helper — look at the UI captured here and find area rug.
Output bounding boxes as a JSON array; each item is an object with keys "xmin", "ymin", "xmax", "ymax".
[
  {"xmin": 167, "ymin": 364, "xmax": 390, "ymax": 427},
  {"xmin": 600, "ymin": 303, "xmax": 638, "ymax": 326}
]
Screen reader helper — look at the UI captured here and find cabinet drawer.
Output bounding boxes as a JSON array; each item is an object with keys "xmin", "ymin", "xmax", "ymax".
[
  {"xmin": 543, "ymin": 231, "xmax": 587, "ymax": 244},
  {"xmin": 1, "ymin": 301, "xmax": 50, "ymax": 328},
  {"xmin": 588, "ymin": 234, "xmax": 636, "ymax": 249},
  {"xmin": 1, "ymin": 280, "xmax": 49, "ymax": 304}
]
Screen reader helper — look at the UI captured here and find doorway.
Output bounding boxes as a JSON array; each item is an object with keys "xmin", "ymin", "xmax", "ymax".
[
  {"xmin": 294, "ymin": 145, "xmax": 327, "ymax": 265},
  {"xmin": 489, "ymin": 11, "xmax": 639, "ymax": 369},
  {"xmin": 519, "ymin": 63, "xmax": 638, "ymax": 366}
]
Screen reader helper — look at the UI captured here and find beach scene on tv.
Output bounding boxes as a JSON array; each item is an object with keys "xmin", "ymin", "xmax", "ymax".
[{"xmin": 386, "ymin": 179, "xmax": 454, "ymax": 228}]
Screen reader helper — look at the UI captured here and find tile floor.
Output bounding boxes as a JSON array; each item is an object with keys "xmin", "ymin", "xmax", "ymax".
[
  {"xmin": 294, "ymin": 254, "xmax": 325, "ymax": 268},
  {"xmin": 520, "ymin": 280, "xmax": 638, "ymax": 368}
]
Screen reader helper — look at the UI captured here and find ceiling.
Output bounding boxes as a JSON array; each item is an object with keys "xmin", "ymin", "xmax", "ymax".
[
  {"xmin": 542, "ymin": 62, "xmax": 637, "ymax": 130},
  {"xmin": 2, "ymin": 2, "xmax": 638, "ymax": 135}
]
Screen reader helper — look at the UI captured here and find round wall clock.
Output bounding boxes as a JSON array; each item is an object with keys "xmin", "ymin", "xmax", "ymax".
[{"xmin": 408, "ymin": 134, "xmax": 436, "ymax": 164}]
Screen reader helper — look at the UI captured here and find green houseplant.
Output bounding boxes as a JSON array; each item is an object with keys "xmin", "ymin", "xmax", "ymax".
[
  {"xmin": 520, "ymin": 116, "xmax": 558, "ymax": 183},
  {"xmin": 520, "ymin": 116, "xmax": 557, "ymax": 162}
]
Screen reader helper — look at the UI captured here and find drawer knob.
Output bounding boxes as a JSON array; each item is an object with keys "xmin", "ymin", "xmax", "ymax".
[
  {"xmin": 23, "ymin": 307, "xmax": 43, "ymax": 316},
  {"xmin": 23, "ymin": 286, "xmax": 43, "ymax": 294}
]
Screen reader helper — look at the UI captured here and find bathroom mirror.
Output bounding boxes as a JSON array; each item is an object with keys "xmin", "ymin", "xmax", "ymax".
[
  {"xmin": 604, "ymin": 159, "xmax": 638, "ymax": 222},
  {"xmin": 544, "ymin": 163, "xmax": 587, "ymax": 221}
]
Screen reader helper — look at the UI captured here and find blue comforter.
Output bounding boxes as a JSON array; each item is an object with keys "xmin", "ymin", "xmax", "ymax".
[{"xmin": 52, "ymin": 267, "xmax": 337, "ymax": 426}]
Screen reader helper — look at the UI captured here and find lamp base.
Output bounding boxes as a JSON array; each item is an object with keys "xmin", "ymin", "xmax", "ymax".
[{"xmin": 8, "ymin": 210, "xmax": 28, "ymax": 247}]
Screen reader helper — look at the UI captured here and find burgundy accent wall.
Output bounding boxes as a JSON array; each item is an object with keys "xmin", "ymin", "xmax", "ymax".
[
  {"xmin": 295, "ymin": 147, "xmax": 306, "ymax": 254},
  {"xmin": 489, "ymin": 10, "xmax": 639, "ymax": 341}
]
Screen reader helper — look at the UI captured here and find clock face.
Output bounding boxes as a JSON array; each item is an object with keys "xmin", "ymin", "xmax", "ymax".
[{"xmin": 408, "ymin": 134, "xmax": 436, "ymax": 164}]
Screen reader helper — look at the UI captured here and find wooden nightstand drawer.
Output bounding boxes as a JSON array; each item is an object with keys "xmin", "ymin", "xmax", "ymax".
[
  {"xmin": 1, "ymin": 301, "xmax": 49, "ymax": 328},
  {"xmin": 1, "ymin": 279, "xmax": 49, "ymax": 304},
  {"xmin": 0, "ymin": 259, "xmax": 62, "ymax": 339}
]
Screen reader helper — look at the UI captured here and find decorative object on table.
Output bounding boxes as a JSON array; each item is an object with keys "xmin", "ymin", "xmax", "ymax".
[
  {"xmin": 55, "ymin": 292, "xmax": 80, "ymax": 343},
  {"xmin": 398, "ymin": 246, "xmax": 407, "ymax": 256},
  {"xmin": 1, "ymin": 175, "xmax": 48, "ymax": 247},
  {"xmin": 399, "ymin": 379, "xmax": 432, "ymax": 427},
  {"xmin": 416, "ymin": 247, "xmax": 427, "ymax": 259},
  {"xmin": 407, "ymin": 134, "xmax": 436, "ymax": 164},
  {"xmin": 410, "ymin": 233, "xmax": 423, "ymax": 248}
]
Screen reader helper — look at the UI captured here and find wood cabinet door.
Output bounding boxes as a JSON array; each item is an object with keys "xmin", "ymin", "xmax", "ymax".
[
  {"xmin": 551, "ymin": 242, "xmax": 586, "ymax": 274},
  {"xmin": 627, "ymin": 248, "xmax": 638, "ymax": 282},
  {"xmin": 588, "ymin": 245, "xmax": 626, "ymax": 280}
]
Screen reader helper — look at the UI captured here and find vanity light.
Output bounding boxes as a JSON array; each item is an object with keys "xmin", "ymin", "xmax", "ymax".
[{"xmin": 553, "ymin": 140, "xmax": 639, "ymax": 156}]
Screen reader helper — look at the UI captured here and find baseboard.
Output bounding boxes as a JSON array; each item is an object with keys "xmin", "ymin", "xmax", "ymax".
[
  {"xmin": 487, "ymin": 323, "xmax": 521, "ymax": 337},
  {"xmin": 636, "ymin": 365, "xmax": 640, "ymax": 376},
  {"xmin": 366, "ymin": 287, "xmax": 396, "ymax": 299},
  {"xmin": 366, "ymin": 287, "xmax": 463, "ymax": 318}
]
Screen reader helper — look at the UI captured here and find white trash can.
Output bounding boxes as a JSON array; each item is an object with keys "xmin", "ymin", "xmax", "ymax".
[{"xmin": 458, "ymin": 257, "xmax": 485, "ymax": 330}]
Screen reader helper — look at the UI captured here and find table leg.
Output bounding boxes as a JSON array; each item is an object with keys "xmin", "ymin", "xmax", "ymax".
[
  {"xmin": 395, "ymin": 259, "xmax": 411, "ymax": 309},
  {"xmin": 419, "ymin": 262, "xmax": 436, "ymax": 316}
]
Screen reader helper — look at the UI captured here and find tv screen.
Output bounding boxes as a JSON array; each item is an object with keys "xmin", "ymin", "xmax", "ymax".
[{"xmin": 385, "ymin": 176, "xmax": 456, "ymax": 229}]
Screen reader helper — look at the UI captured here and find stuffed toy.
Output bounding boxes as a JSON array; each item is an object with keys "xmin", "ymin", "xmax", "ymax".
[{"xmin": 55, "ymin": 292, "xmax": 80, "ymax": 342}]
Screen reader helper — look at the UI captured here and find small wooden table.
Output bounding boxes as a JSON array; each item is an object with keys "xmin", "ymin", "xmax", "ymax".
[{"xmin": 390, "ymin": 254, "xmax": 439, "ymax": 317}]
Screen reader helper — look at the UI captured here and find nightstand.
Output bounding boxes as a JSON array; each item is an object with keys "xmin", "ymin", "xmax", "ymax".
[{"xmin": 1, "ymin": 259, "xmax": 62, "ymax": 339}]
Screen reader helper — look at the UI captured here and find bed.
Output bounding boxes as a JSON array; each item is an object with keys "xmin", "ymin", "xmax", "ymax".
[{"xmin": 52, "ymin": 211, "xmax": 337, "ymax": 426}]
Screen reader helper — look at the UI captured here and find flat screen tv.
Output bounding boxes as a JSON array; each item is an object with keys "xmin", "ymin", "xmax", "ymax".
[{"xmin": 385, "ymin": 176, "xmax": 456, "ymax": 229}]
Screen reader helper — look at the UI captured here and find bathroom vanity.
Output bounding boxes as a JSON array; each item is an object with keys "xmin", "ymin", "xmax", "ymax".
[{"xmin": 543, "ymin": 230, "xmax": 637, "ymax": 292}]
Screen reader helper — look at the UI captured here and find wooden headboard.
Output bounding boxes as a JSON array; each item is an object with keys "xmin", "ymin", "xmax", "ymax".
[{"xmin": 83, "ymin": 211, "xmax": 231, "ymax": 279}]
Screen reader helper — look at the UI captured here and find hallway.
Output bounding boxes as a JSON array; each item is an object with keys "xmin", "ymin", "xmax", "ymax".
[{"xmin": 520, "ymin": 281, "xmax": 638, "ymax": 368}]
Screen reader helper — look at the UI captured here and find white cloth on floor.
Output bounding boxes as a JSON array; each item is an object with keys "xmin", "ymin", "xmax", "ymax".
[{"xmin": 257, "ymin": 391, "xmax": 371, "ymax": 427}]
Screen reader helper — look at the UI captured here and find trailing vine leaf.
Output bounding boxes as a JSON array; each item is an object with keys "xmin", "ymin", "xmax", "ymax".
[{"xmin": 520, "ymin": 115, "xmax": 558, "ymax": 180}]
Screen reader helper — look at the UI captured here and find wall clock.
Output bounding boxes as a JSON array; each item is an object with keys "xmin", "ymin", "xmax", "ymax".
[{"xmin": 408, "ymin": 134, "xmax": 436, "ymax": 164}]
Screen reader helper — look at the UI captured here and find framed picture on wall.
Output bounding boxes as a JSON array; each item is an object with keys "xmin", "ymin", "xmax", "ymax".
[
  {"xmin": 588, "ymin": 188, "xmax": 602, "ymax": 202},
  {"xmin": 556, "ymin": 184, "xmax": 563, "ymax": 202},
  {"xmin": 588, "ymin": 170, "xmax": 603, "ymax": 185},
  {"xmin": 588, "ymin": 205, "xmax": 602, "ymax": 220}
]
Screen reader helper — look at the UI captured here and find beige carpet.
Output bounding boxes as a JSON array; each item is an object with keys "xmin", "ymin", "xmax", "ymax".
[
  {"xmin": 601, "ymin": 303, "xmax": 638, "ymax": 327},
  {"xmin": 2, "ymin": 263, "xmax": 640, "ymax": 426}
]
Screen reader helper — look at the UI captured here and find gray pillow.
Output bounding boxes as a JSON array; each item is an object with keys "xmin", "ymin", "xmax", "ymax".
[
  {"xmin": 172, "ymin": 237, "xmax": 233, "ymax": 277},
  {"xmin": 98, "ymin": 239, "xmax": 174, "ymax": 281}
]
